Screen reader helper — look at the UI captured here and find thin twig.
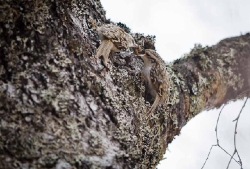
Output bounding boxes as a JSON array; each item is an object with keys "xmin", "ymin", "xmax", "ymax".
[
  {"xmin": 201, "ymin": 145, "xmax": 217, "ymax": 169},
  {"xmin": 215, "ymin": 104, "xmax": 240, "ymax": 165},
  {"xmin": 215, "ymin": 104, "xmax": 226, "ymax": 145},
  {"xmin": 201, "ymin": 100, "xmax": 248, "ymax": 169},
  {"xmin": 226, "ymin": 98, "xmax": 248, "ymax": 169},
  {"xmin": 201, "ymin": 105, "xmax": 225, "ymax": 168},
  {"xmin": 217, "ymin": 145, "xmax": 240, "ymax": 165}
]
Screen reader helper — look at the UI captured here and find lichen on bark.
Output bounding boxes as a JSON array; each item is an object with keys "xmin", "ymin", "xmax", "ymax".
[{"xmin": 0, "ymin": 0, "xmax": 249, "ymax": 169}]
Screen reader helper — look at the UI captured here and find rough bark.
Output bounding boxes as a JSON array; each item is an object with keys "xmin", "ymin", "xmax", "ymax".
[{"xmin": 0, "ymin": 0, "xmax": 249, "ymax": 168}]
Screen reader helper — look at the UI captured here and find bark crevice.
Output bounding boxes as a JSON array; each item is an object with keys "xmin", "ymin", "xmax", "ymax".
[{"xmin": 0, "ymin": 0, "xmax": 249, "ymax": 168}]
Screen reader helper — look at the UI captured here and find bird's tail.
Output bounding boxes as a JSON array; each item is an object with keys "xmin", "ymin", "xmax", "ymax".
[
  {"xmin": 147, "ymin": 94, "xmax": 160, "ymax": 119},
  {"xmin": 96, "ymin": 40, "xmax": 114, "ymax": 67}
]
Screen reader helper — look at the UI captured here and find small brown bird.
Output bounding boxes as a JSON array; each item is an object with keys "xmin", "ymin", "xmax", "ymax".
[
  {"xmin": 138, "ymin": 49, "xmax": 169, "ymax": 118},
  {"xmin": 96, "ymin": 24, "xmax": 139, "ymax": 66}
]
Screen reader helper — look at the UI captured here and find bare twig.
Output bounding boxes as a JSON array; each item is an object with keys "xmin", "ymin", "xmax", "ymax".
[
  {"xmin": 215, "ymin": 104, "xmax": 226, "ymax": 145},
  {"xmin": 215, "ymin": 104, "xmax": 240, "ymax": 165},
  {"xmin": 201, "ymin": 105, "xmax": 233, "ymax": 169},
  {"xmin": 201, "ymin": 97, "xmax": 248, "ymax": 169},
  {"xmin": 201, "ymin": 144, "xmax": 217, "ymax": 169},
  {"xmin": 226, "ymin": 98, "xmax": 248, "ymax": 169}
]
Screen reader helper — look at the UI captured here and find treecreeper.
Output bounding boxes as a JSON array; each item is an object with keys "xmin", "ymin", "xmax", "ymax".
[
  {"xmin": 138, "ymin": 49, "xmax": 169, "ymax": 119},
  {"xmin": 95, "ymin": 24, "xmax": 139, "ymax": 66}
]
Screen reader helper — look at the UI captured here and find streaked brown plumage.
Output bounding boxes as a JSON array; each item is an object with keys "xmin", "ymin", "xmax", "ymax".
[
  {"xmin": 138, "ymin": 49, "xmax": 169, "ymax": 118},
  {"xmin": 96, "ymin": 24, "xmax": 138, "ymax": 66}
]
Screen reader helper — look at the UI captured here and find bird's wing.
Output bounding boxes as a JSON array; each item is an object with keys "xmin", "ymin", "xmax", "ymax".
[{"xmin": 149, "ymin": 59, "xmax": 168, "ymax": 101}]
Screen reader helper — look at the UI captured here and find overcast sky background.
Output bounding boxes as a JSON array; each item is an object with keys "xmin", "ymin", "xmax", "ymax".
[{"xmin": 100, "ymin": 0, "xmax": 250, "ymax": 168}]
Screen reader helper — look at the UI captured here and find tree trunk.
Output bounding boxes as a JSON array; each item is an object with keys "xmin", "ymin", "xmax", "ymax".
[{"xmin": 0, "ymin": 0, "xmax": 249, "ymax": 168}]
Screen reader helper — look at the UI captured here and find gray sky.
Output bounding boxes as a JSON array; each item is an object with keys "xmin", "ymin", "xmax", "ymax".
[{"xmin": 100, "ymin": 0, "xmax": 250, "ymax": 168}]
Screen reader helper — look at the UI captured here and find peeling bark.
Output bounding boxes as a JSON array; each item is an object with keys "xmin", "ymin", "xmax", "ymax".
[{"xmin": 0, "ymin": 0, "xmax": 249, "ymax": 169}]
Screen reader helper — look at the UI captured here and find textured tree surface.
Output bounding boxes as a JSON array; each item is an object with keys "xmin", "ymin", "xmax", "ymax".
[{"xmin": 0, "ymin": 0, "xmax": 250, "ymax": 169}]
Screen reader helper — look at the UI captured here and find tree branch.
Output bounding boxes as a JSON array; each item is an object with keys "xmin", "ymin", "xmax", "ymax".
[{"xmin": 0, "ymin": 0, "xmax": 249, "ymax": 168}]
